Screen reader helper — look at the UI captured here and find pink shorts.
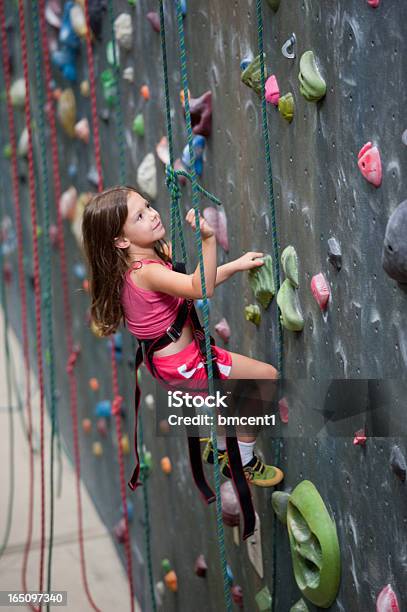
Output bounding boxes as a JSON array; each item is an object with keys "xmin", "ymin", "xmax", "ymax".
[{"xmin": 146, "ymin": 338, "xmax": 233, "ymax": 381}]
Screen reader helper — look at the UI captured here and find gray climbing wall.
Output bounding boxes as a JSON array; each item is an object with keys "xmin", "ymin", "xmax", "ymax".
[{"xmin": 1, "ymin": 0, "xmax": 406, "ymax": 610}]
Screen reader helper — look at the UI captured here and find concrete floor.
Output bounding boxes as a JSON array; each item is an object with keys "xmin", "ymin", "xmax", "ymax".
[{"xmin": 0, "ymin": 309, "xmax": 140, "ymax": 611}]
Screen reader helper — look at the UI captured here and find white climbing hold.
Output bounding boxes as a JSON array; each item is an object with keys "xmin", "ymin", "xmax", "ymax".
[
  {"xmin": 17, "ymin": 127, "xmax": 28, "ymax": 157},
  {"xmin": 122, "ymin": 66, "xmax": 134, "ymax": 82},
  {"xmin": 114, "ymin": 13, "xmax": 133, "ymax": 50},
  {"xmin": 137, "ymin": 153, "xmax": 157, "ymax": 200}
]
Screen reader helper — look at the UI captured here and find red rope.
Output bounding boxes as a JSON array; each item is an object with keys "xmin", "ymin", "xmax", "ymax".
[
  {"xmin": 0, "ymin": 3, "xmax": 36, "ymax": 610},
  {"xmin": 17, "ymin": 0, "xmax": 46, "ymax": 606},
  {"xmin": 83, "ymin": 2, "xmax": 135, "ymax": 608},
  {"xmin": 37, "ymin": 1, "xmax": 102, "ymax": 610}
]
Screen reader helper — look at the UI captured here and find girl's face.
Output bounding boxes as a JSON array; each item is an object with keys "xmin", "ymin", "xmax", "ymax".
[{"xmin": 116, "ymin": 191, "xmax": 165, "ymax": 250}]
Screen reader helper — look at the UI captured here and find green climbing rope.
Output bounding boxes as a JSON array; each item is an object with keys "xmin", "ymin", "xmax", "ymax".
[
  {"xmin": 32, "ymin": 2, "xmax": 60, "ymax": 605},
  {"xmin": 159, "ymin": 1, "xmax": 233, "ymax": 610},
  {"xmin": 255, "ymin": 2, "xmax": 284, "ymax": 611}
]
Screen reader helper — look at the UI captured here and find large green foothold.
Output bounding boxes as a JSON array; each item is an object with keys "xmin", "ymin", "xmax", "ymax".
[
  {"xmin": 281, "ymin": 245, "xmax": 299, "ymax": 288},
  {"xmin": 241, "ymin": 54, "xmax": 267, "ymax": 97},
  {"xmin": 248, "ymin": 254, "xmax": 275, "ymax": 308},
  {"xmin": 278, "ymin": 92, "xmax": 294, "ymax": 123},
  {"xmin": 132, "ymin": 113, "xmax": 145, "ymax": 136},
  {"xmin": 290, "ymin": 599, "xmax": 309, "ymax": 612},
  {"xmin": 287, "ymin": 480, "xmax": 341, "ymax": 609},
  {"xmin": 266, "ymin": 0, "xmax": 280, "ymax": 11},
  {"xmin": 276, "ymin": 279, "xmax": 304, "ymax": 331},
  {"xmin": 245, "ymin": 304, "xmax": 261, "ymax": 326},
  {"xmin": 272, "ymin": 491, "xmax": 290, "ymax": 525},
  {"xmin": 298, "ymin": 51, "xmax": 327, "ymax": 102},
  {"xmin": 255, "ymin": 585, "xmax": 272, "ymax": 611}
]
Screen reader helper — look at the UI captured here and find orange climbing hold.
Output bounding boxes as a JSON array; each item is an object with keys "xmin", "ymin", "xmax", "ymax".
[
  {"xmin": 140, "ymin": 84, "xmax": 150, "ymax": 100},
  {"xmin": 161, "ymin": 456, "xmax": 172, "ymax": 474},
  {"xmin": 82, "ymin": 418, "xmax": 92, "ymax": 433},
  {"xmin": 164, "ymin": 570, "xmax": 178, "ymax": 592},
  {"xmin": 89, "ymin": 377, "xmax": 99, "ymax": 391}
]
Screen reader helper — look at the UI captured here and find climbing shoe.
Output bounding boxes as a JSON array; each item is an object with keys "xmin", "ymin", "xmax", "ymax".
[
  {"xmin": 201, "ymin": 438, "xmax": 231, "ymax": 478},
  {"xmin": 221, "ymin": 454, "xmax": 284, "ymax": 487}
]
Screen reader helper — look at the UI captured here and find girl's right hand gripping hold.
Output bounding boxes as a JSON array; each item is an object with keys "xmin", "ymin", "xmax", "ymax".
[{"xmin": 185, "ymin": 208, "xmax": 214, "ymax": 240}]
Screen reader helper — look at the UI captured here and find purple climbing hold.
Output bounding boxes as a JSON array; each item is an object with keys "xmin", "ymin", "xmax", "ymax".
[
  {"xmin": 194, "ymin": 554, "xmax": 208, "ymax": 577},
  {"xmin": 183, "ymin": 91, "xmax": 212, "ymax": 138},
  {"xmin": 327, "ymin": 237, "xmax": 342, "ymax": 271},
  {"xmin": 146, "ymin": 11, "xmax": 160, "ymax": 33},
  {"xmin": 214, "ymin": 318, "xmax": 231, "ymax": 343},
  {"xmin": 382, "ymin": 201, "xmax": 407, "ymax": 284},
  {"xmin": 390, "ymin": 446, "xmax": 406, "ymax": 482},
  {"xmin": 203, "ymin": 207, "xmax": 229, "ymax": 252}
]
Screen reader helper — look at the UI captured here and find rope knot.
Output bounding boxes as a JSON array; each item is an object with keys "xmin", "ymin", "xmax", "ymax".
[{"xmin": 165, "ymin": 164, "xmax": 181, "ymax": 199}]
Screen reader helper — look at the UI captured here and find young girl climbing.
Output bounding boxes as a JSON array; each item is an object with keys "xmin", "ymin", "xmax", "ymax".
[{"xmin": 82, "ymin": 185, "xmax": 284, "ymax": 488}]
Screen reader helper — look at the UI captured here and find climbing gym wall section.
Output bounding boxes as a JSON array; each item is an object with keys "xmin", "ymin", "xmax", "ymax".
[{"xmin": 0, "ymin": 0, "xmax": 406, "ymax": 611}]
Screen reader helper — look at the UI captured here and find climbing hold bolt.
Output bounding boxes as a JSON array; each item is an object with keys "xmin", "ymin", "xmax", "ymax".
[
  {"xmin": 311, "ymin": 273, "xmax": 330, "ymax": 311},
  {"xmin": 276, "ymin": 279, "xmax": 304, "ymax": 331},
  {"xmin": 265, "ymin": 75, "xmax": 280, "ymax": 105},
  {"xmin": 282, "ymin": 33, "xmax": 296, "ymax": 59},
  {"xmin": 357, "ymin": 142, "xmax": 382, "ymax": 187},
  {"xmin": 382, "ymin": 200, "xmax": 407, "ymax": 283},
  {"xmin": 281, "ymin": 245, "xmax": 299, "ymax": 288},
  {"xmin": 278, "ymin": 92, "xmax": 295, "ymax": 122},
  {"xmin": 241, "ymin": 54, "xmax": 267, "ymax": 97},
  {"xmin": 287, "ymin": 480, "xmax": 341, "ymax": 608},
  {"xmin": 248, "ymin": 254, "xmax": 275, "ymax": 309},
  {"xmin": 245, "ymin": 304, "xmax": 261, "ymax": 326},
  {"xmin": 390, "ymin": 446, "xmax": 406, "ymax": 482},
  {"xmin": 298, "ymin": 50, "xmax": 327, "ymax": 102}
]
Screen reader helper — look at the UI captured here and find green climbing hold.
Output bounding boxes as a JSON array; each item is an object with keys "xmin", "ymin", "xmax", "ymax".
[
  {"xmin": 100, "ymin": 69, "xmax": 117, "ymax": 107},
  {"xmin": 290, "ymin": 599, "xmax": 309, "ymax": 612},
  {"xmin": 271, "ymin": 490, "xmax": 291, "ymax": 525},
  {"xmin": 161, "ymin": 558, "xmax": 171, "ymax": 573},
  {"xmin": 132, "ymin": 113, "xmax": 145, "ymax": 137},
  {"xmin": 287, "ymin": 480, "xmax": 340, "ymax": 609},
  {"xmin": 106, "ymin": 40, "xmax": 120, "ymax": 67},
  {"xmin": 281, "ymin": 245, "xmax": 299, "ymax": 288},
  {"xmin": 298, "ymin": 51, "xmax": 327, "ymax": 102},
  {"xmin": 255, "ymin": 585, "xmax": 272, "ymax": 611},
  {"xmin": 241, "ymin": 54, "xmax": 267, "ymax": 97},
  {"xmin": 245, "ymin": 304, "xmax": 261, "ymax": 326},
  {"xmin": 278, "ymin": 92, "xmax": 294, "ymax": 123},
  {"xmin": 248, "ymin": 254, "xmax": 275, "ymax": 308},
  {"xmin": 276, "ymin": 279, "xmax": 304, "ymax": 331},
  {"xmin": 3, "ymin": 143, "xmax": 11, "ymax": 159},
  {"xmin": 266, "ymin": 0, "xmax": 280, "ymax": 11}
]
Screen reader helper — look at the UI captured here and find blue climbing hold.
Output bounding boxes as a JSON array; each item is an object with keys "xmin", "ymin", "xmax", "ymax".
[
  {"xmin": 121, "ymin": 499, "xmax": 134, "ymax": 522},
  {"xmin": 196, "ymin": 298, "xmax": 211, "ymax": 311},
  {"xmin": 182, "ymin": 135, "xmax": 206, "ymax": 177},
  {"xmin": 240, "ymin": 57, "xmax": 252, "ymax": 72},
  {"xmin": 95, "ymin": 400, "xmax": 112, "ymax": 419},
  {"xmin": 73, "ymin": 263, "xmax": 87, "ymax": 280}
]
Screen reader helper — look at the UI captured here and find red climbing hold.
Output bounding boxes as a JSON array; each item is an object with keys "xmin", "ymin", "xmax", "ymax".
[
  {"xmin": 376, "ymin": 584, "xmax": 400, "ymax": 612},
  {"xmin": 367, "ymin": 0, "xmax": 379, "ymax": 7},
  {"xmin": 215, "ymin": 318, "xmax": 231, "ymax": 343},
  {"xmin": 113, "ymin": 517, "xmax": 127, "ymax": 544},
  {"xmin": 353, "ymin": 428, "xmax": 367, "ymax": 446},
  {"xmin": 311, "ymin": 272, "xmax": 330, "ymax": 310},
  {"xmin": 265, "ymin": 75, "xmax": 280, "ymax": 105},
  {"xmin": 231, "ymin": 585, "xmax": 244, "ymax": 607},
  {"xmin": 3, "ymin": 261, "xmax": 12, "ymax": 284},
  {"xmin": 357, "ymin": 141, "xmax": 382, "ymax": 187},
  {"xmin": 146, "ymin": 12, "xmax": 160, "ymax": 33},
  {"xmin": 278, "ymin": 397, "xmax": 289, "ymax": 423}
]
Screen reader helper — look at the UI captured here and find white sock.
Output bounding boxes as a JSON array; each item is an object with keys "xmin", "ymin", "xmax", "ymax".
[
  {"xmin": 238, "ymin": 440, "xmax": 255, "ymax": 466},
  {"xmin": 212, "ymin": 434, "xmax": 226, "ymax": 451}
]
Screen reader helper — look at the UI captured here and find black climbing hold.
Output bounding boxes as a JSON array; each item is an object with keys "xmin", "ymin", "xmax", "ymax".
[
  {"xmin": 390, "ymin": 446, "xmax": 406, "ymax": 482},
  {"xmin": 327, "ymin": 237, "xmax": 342, "ymax": 271},
  {"xmin": 382, "ymin": 200, "xmax": 407, "ymax": 284}
]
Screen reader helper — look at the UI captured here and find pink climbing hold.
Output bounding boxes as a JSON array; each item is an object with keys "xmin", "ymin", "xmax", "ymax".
[
  {"xmin": 221, "ymin": 481, "xmax": 240, "ymax": 527},
  {"xmin": 353, "ymin": 428, "xmax": 367, "ymax": 446},
  {"xmin": 113, "ymin": 517, "xmax": 127, "ymax": 544},
  {"xmin": 203, "ymin": 207, "xmax": 229, "ymax": 252},
  {"xmin": 357, "ymin": 141, "xmax": 382, "ymax": 187},
  {"xmin": 311, "ymin": 272, "xmax": 330, "ymax": 311},
  {"xmin": 367, "ymin": 0, "xmax": 380, "ymax": 7},
  {"xmin": 215, "ymin": 318, "xmax": 231, "ymax": 343},
  {"xmin": 182, "ymin": 91, "xmax": 212, "ymax": 138},
  {"xmin": 376, "ymin": 584, "xmax": 400, "ymax": 612},
  {"xmin": 146, "ymin": 12, "xmax": 160, "ymax": 33},
  {"xmin": 278, "ymin": 397, "xmax": 289, "ymax": 424},
  {"xmin": 265, "ymin": 75, "xmax": 280, "ymax": 105}
]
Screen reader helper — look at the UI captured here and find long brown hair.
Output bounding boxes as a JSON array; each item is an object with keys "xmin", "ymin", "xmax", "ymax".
[{"xmin": 81, "ymin": 185, "xmax": 170, "ymax": 336}]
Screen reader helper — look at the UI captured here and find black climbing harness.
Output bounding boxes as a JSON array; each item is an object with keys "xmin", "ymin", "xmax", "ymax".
[{"xmin": 128, "ymin": 261, "xmax": 255, "ymax": 540}]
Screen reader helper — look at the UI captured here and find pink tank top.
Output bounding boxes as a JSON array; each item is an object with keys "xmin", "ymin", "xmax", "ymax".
[{"xmin": 121, "ymin": 258, "xmax": 184, "ymax": 339}]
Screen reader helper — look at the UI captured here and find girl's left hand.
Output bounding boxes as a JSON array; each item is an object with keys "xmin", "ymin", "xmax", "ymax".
[{"xmin": 235, "ymin": 251, "xmax": 265, "ymax": 271}]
